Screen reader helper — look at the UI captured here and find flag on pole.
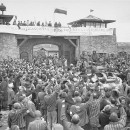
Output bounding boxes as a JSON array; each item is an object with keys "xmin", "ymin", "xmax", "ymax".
[
  {"xmin": 90, "ymin": 9, "xmax": 94, "ymax": 12},
  {"xmin": 54, "ymin": 8, "xmax": 67, "ymax": 15}
]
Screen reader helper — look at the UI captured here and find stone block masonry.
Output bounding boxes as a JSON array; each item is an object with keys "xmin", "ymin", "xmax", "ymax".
[
  {"xmin": 0, "ymin": 33, "xmax": 19, "ymax": 60},
  {"xmin": 80, "ymin": 29, "xmax": 117, "ymax": 54},
  {"xmin": 0, "ymin": 29, "xmax": 117, "ymax": 63}
]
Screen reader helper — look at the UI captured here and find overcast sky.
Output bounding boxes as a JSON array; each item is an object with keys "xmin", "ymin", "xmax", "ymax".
[{"xmin": 1, "ymin": 0, "xmax": 130, "ymax": 42}]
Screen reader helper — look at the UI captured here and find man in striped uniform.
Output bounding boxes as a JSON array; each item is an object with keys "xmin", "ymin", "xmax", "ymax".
[
  {"xmin": 44, "ymin": 84, "xmax": 60, "ymax": 130},
  {"xmin": 70, "ymin": 96, "xmax": 89, "ymax": 128},
  {"xmin": 104, "ymin": 105, "xmax": 127, "ymax": 130},
  {"xmin": 88, "ymin": 91, "xmax": 104, "ymax": 130},
  {"xmin": 8, "ymin": 103, "xmax": 28, "ymax": 130}
]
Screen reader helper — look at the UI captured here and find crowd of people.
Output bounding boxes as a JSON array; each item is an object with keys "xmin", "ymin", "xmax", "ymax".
[
  {"xmin": 13, "ymin": 20, "xmax": 62, "ymax": 28},
  {"xmin": 0, "ymin": 51, "xmax": 130, "ymax": 130}
]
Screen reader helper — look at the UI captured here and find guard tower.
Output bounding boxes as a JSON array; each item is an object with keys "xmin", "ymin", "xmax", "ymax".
[
  {"xmin": 68, "ymin": 15, "xmax": 117, "ymax": 55},
  {"xmin": 68, "ymin": 15, "xmax": 115, "ymax": 28},
  {"xmin": 0, "ymin": 3, "xmax": 13, "ymax": 25}
]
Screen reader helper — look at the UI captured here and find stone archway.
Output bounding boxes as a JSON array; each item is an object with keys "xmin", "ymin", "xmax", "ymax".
[{"xmin": 19, "ymin": 37, "xmax": 76, "ymax": 64}]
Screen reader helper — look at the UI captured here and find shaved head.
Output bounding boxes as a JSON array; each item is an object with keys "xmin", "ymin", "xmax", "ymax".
[
  {"xmin": 71, "ymin": 114, "xmax": 80, "ymax": 124},
  {"xmin": 35, "ymin": 110, "xmax": 42, "ymax": 118}
]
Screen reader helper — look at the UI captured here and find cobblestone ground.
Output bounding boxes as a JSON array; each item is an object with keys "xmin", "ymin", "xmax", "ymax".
[{"xmin": 0, "ymin": 111, "xmax": 9, "ymax": 130}]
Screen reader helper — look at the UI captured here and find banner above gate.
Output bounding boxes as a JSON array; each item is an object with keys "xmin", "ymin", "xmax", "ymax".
[{"xmin": 0, "ymin": 25, "xmax": 114, "ymax": 36}]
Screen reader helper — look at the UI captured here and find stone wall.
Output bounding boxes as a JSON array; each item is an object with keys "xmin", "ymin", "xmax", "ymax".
[
  {"xmin": 0, "ymin": 33, "xmax": 19, "ymax": 60},
  {"xmin": 0, "ymin": 31, "xmax": 117, "ymax": 63},
  {"xmin": 80, "ymin": 29, "xmax": 117, "ymax": 54}
]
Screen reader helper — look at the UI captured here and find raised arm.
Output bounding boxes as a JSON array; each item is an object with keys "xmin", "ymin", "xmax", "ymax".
[
  {"xmin": 27, "ymin": 101, "xmax": 36, "ymax": 118},
  {"xmin": 124, "ymin": 84, "xmax": 130, "ymax": 96},
  {"xmin": 60, "ymin": 102, "xmax": 71, "ymax": 129},
  {"xmin": 118, "ymin": 106, "xmax": 127, "ymax": 127},
  {"xmin": 97, "ymin": 89, "xmax": 105, "ymax": 102},
  {"xmin": 80, "ymin": 93, "xmax": 93, "ymax": 109},
  {"xmin": 7, "ymin": 114, "xmax": 11, "ymax": 128}
]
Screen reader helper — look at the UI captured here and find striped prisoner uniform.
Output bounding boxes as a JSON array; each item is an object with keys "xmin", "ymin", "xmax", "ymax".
[
  {"xmin": 104, "ymin": 107, "xmax": 127, "ymax": 130},
  {"xmin": 8, "ymin": 107, "xmax": 27, "ymax": 130},
  {"xmin": 88, "ymin": 94, "xmax": 104, "ymax": 128}
]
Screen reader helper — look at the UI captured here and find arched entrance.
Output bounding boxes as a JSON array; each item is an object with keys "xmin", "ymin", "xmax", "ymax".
[{"xmin": 19, "ymin": 37, "xmax": 78, "ymax": 65}]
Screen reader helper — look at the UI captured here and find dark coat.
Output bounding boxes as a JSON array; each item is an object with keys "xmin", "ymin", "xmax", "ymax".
[{"xmin": 99, "ymin": 111, "xmax": 110, "ymax": 128}]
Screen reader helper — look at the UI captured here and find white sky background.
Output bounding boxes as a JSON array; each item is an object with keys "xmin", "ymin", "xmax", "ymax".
[{"xmin": 1, "ymin": 0, "xmax": 130, "ymax": 42}]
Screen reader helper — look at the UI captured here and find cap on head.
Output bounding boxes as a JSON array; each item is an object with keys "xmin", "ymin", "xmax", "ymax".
[
  {"xmin": 112, "ymin": 89, "xmax": 120, "ymax": 98},
  {"xmin": 111, "ymin": 98, "xmax": 117, "ymax": 105},
  {"xmin": 71, "ymin": 114, "xmax": 80, "ymax": 124},
  {"xmin": 74, "ymin": 91, "xmax": 80, "ymax": 97},
  {"xmin": 100, "ymin": 77, "xmax": 106, "ymax": 84}
]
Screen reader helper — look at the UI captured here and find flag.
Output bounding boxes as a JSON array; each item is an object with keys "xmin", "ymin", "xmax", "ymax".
[
  {"xmin": 54, "ymin": 8, "xmax": 67, "ymax": 15},
  {"xmin": 90, "ymin": 9, "xmax": 94, "ymax": 12}
]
